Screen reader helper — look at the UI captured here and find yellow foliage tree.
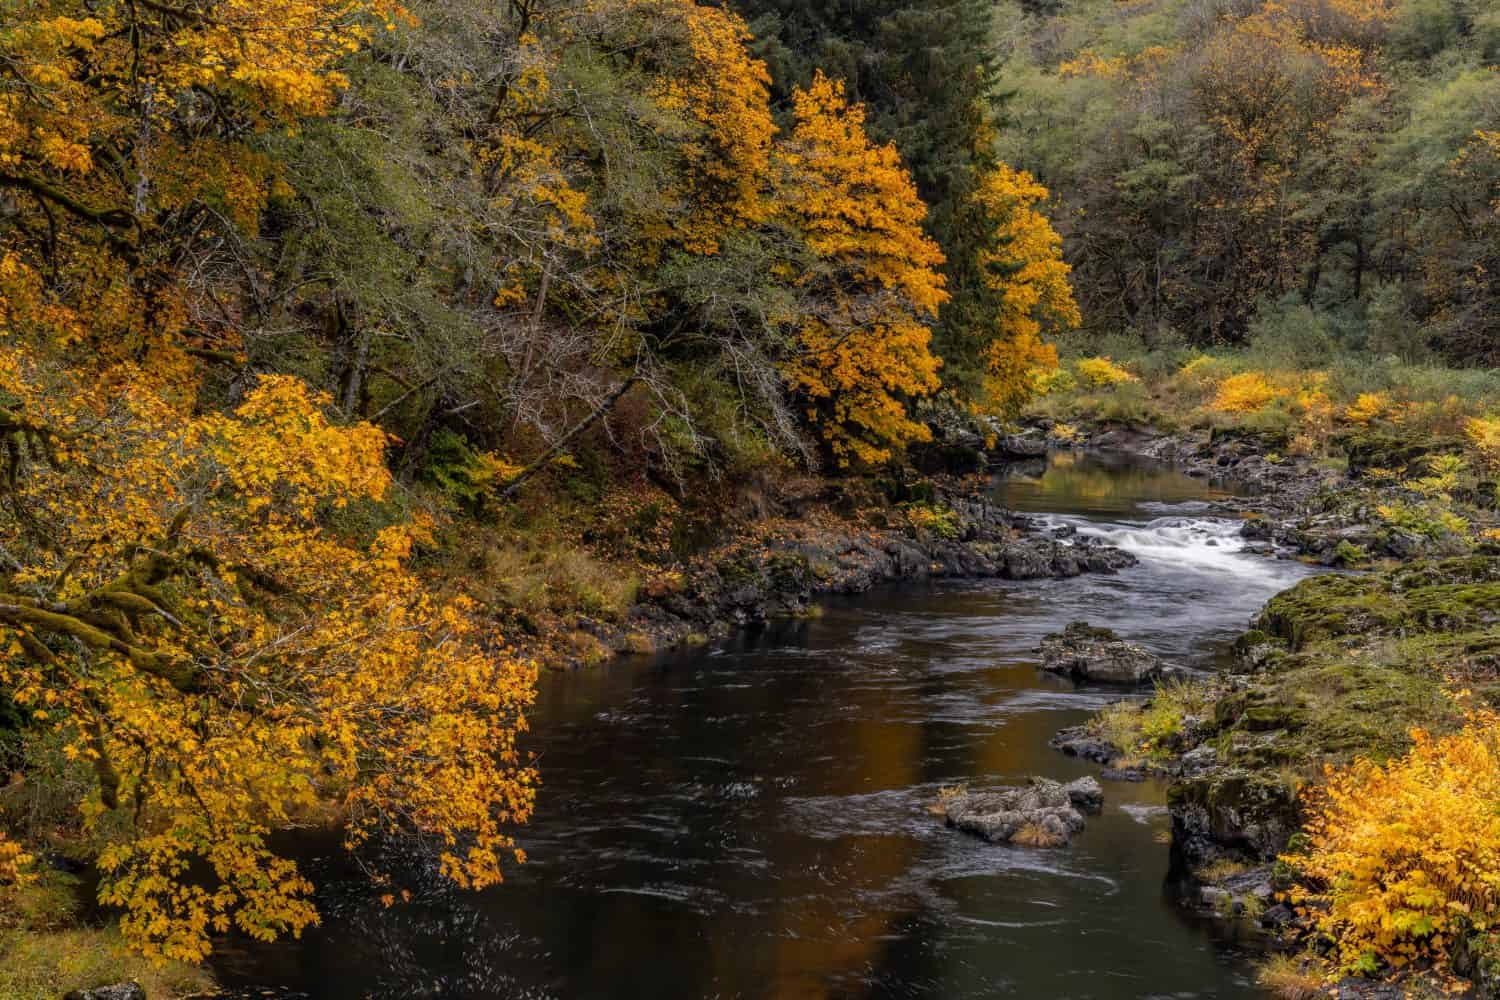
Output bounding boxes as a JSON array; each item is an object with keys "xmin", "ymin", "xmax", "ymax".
[
  {"xmin": 1466, "ymin": 415, "xmax": 1500, "ymax": 470},
  {"xmin": 0, "ymin": 0, "xmax": 408, "ymax": 367},
  {"xmin": 0, "ymin": 353, "xmax": 536, "ymax": 962},
  {"xmin": 969, "ymin": 164, "xmax": 1079, "ymax": 416},
  {"xmin": 639, "ymin": 0, "xmax": 776, "ymax": 252},
  {"xmin": 776, "ymin": 72, "xmax": 947, "ymax": 466},
  {"xmin": 1345, "ymin": 391, "xmax": 1390, "ymax": 424},
  {"xmin": 1287, "ymin": 711, "xmax": 1500, "ymax": 977}
]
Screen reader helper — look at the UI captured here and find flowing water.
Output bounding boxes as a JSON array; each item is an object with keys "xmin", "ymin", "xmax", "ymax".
[{"xmin": 213, "ymin": 453, "xmax": 1320, "ymax": 999}]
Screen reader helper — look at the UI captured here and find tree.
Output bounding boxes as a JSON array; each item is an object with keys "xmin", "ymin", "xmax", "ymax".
[
  {"xmin": 0, "ymin": 0, "xmax": 412, "ymax": 368},
  {"xmin": 966, "ymin": 164, "xmax": 1078, "ymax": 416},
  {"xmin": 775, "ymin": 72, "xmax": 947, "ymax": 466},
  {"xmin": 993, "ymin": 0, "xmax": 1395, "ymax": 346},
  {"xmin": 0, "ymin": 356, "xmax": 537, "ymax": 961},
  {"xmin": 729, "ymin": 0, "xmax": 1003, "ymax": 405}
]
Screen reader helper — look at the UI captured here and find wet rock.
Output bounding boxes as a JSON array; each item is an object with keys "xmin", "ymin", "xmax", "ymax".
[
  {"xmin": 1048, "ymin": 725, "xmax": 1120, "ymax": 766},
  {"xmin": 1037, "ymin": 621, "xmax": 1165, "ymax": 685},
  {"xmin": 1261, "ymin": 902, "xmax": 1295, "ymax": 929},
  {"xmin": 991, "ymin": 432, "xmax": 1049, "ymax": 460},
  {"xmin": 1168, "ymin": 767, "xmax": 1300, "ymax": 870},
  {"xmin": 65, "ymin": 985, "xmax": 147, "ymax": 1000},
  {"xmin": 938, "ymin": 777, "xmax": 1096, "ymax": 847},
  {"xmin": 1064, "ymin": 775, "xmax": 1104, "ymax": 814},
  {"xmin": 1049, "ymin": 725, "xmax": 1153, "ymax": 780},
  {"xmin": 1178, "ymin": 744, "xmax": 1220, "ymax": 777}
]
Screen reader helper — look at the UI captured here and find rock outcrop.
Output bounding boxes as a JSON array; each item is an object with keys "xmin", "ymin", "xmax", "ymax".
[
  {"xmin": 937, "ymin": 777, "xmax": 1104, "ymax": 848},
  {"xmin": 65, "ymin": 985, "xmax": 147, "ymax": 1000},
  {"xmin": 1037, "ymin": 622, "xmax": 1164, "ymax": 685}
]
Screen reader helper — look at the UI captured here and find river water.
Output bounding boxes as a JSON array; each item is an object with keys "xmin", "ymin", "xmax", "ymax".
[{"xmin": 212, "ymin": 453, "xmax": 1319, "ymax": 999}]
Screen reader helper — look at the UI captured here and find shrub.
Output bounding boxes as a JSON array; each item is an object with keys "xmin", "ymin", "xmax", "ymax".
[
  {"xmin": 1074, "ymin": 356, "xmax": 1138, "ymax": 387},
  {"xmin": 1344, "ymin": 392, "xmax": 1391, "ymax": 425},
  {"xmin": 902, "ymin": 501, "xmax": 961, "ymax": 540},
  {"xmin": 1178, "ymin": 354, "xmax": 1234, "ymax": 387},
  {"xmin": 1212, "ymin": 372, "xmax": 1284, "ymax": 413},
  {"xmin": 1376, "ymin": 500, "xmax": 1469, "ymax": 540},
  {"xmin": 1033, "ymin": 366, "xmax": 1078, "ymax": 395},
  {"xmin": 1402, "ymin": 453, "xmax": 1468, "ymax": 500},
  {"xmin": 1467, "ymin": 415, "xmax": 1500, "ymax": 469},
  {"xmin": 0, "ymin": 833, "xmax": 32, "ymax": 891},
  {"xmin": 1285, "ymin": 711, "xmax": 1500, "ymax": 977}
]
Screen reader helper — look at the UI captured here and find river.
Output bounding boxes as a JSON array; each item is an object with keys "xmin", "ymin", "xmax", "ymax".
[{"xmin": 211, "ymin": 453, "xmax": 1320, "ymax": 999}]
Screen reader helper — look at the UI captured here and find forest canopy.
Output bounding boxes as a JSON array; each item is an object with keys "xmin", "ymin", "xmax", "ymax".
[{"xmin": 989, "ymin": 0, "xmax": 1500, "ymax": 362}]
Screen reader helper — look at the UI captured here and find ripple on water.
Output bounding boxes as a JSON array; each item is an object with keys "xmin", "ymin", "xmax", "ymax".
[{"xmin": 212, "ymin": 454, "xmax": 1296, "ymax": 1000}]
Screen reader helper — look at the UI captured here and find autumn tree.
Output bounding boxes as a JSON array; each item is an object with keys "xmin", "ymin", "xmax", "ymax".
[
  {"xmin": 0, "ymin": 0, "xmax": 544, "ymax": 965},
  {"xmin": 0, "ymin": 355, "xmax": 537, "ymax": 961},
  {"xmin": 0, "ymin": 0, "xmax": 414, "ymax": 373},
  {"xmin": 775, "ymin": 72, "xmax": 947, "ymax": 466},
  {"xmin": 965, "ymin": 164, "xmax": 1079, "ymax": 416},
  {"xmin": 731, "ymin": 0, "xmax": 1003, "ymax": 408}
]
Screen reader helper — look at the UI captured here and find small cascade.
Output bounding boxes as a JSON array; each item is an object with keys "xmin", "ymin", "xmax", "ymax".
[{"xmin": 1042, "ymin": 513, "xmax": 1284, "ymax": 581}]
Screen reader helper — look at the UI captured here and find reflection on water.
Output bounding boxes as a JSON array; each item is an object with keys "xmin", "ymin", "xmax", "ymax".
[
  {"xmin": 212, "ymin": 454, "xmax": 1317, "ymax": 999},
  {"xmin": 996, "ymin": 451, "xmax": 1242, "ymax": 517}
]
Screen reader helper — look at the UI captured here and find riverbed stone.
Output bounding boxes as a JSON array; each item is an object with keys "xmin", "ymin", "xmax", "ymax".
[
  {"xmin": 65, "ymin": 985, "xmax": 146, "ymax": 1000},
  {"xmin": 1063, "ymin": 775, "xmax": 1104, "ymax": 814},
  {"xmin": 1037, "ymin": 621, "xmax": 1165, "ymax": 685},
  {"xmin": 938, "ymin": 777, "xmax": 1099, "ymax": 847}
]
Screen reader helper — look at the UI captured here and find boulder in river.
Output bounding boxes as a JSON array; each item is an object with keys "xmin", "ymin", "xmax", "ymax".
[
  {"xmin": 937, "ymin": 776, "xmax": 1103, "ymax": 848},
  {"xmin": 1037, "ymin": 621, "xmax": 1164, "ymax": 685},
  {"xmin": 990, "ymin": 431, "xmax": 1049, "ymax": 461}
]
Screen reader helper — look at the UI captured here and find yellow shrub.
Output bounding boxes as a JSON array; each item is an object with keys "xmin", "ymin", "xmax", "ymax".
[
  {"xmin": 1344, "ymin": 392, "xmax": 1390, "ymax": 425},
  {"xmin": 1286, "ymin": 712, "xmax": 1500, "ymax": 976},
  {"xmin": 1032, "ymin": 366, "xmax": 1078, "ymax": 395},
  {"xmin": 1074, "ymin": 356, "xmax": 1137, "ymax": 387},
  {"xmin": 1466, "ymin": 415, "xmax": 1500, "ymax": 468},
  {"xmin": 0, "ymin": 834, "xmax": 33, "ymax": 889},
  {"xmin": 1402, "ymin": 454, "xmax": 1468, "ymax": 500},
  {"xmin": 1211, "ymin": 372, "xmax": 1283, "ymax": 413},
  {"xmin": 902, "ymin": 501, "xmax": 960, "ymax": 540},
  {"xmin": 1177, "ymin": 354, "xmax": 1233, "ymax": 386}
]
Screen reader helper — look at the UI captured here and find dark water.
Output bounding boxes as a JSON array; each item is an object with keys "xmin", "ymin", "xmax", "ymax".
[{"xmin": 213, "ymin": 454, "xmax": 1318, "ymax": 999}]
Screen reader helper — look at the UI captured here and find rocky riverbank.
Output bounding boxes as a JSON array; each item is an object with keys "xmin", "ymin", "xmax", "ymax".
[
  {"xmin": 529, "ymin": 482, "xmax": 1138, "ymax": 668},
  {"xmin": 1054, "ymin": 419, "xmax": 1497, "ymax": 566},
  {"xmin": 1016, "ymin": 421, "xmax": 1500, "ymax": 993},
  {"xmin": 1058, "ymin": 551, "xmax": 1500, "ymax": 994}
]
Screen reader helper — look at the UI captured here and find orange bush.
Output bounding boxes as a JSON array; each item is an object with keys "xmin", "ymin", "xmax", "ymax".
[
  {"xmin": 1211, "ymin": 372, "xmax": 1283, "ymax": 413},
  {"xmin": 1286, "ymin": 711, "xmax": 1500, "ymax": 977}
]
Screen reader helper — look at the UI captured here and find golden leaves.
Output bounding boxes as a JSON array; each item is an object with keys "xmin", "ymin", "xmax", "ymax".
[
  {"xmin": 641, "ymin": 0, "xmax": 776, "ymax": 252},
  {"xmin": 1286, "ymin": 709, "xmax": 1500, "ymax": 976},
  {"xmin": 971, "ymin": 164, "xmax": 1078, "ymax": 417},
  {"xmin": 777, "ymin": 72, "xmax": 946, "ymax": 466},
  {"xmin": 0, "ymin": 351, "xmax": 537, "ymax": 962}
]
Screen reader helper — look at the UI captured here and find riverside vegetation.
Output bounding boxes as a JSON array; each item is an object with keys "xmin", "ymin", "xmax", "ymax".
[{"xmin": 2, "ymin": 0, "xmax": 1500, "ymax": 997}]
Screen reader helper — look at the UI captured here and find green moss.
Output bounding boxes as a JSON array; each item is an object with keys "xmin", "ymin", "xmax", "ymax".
[
  {"xmin": 1258, "ymin": 574, "xmax": 1404, "ymax": 649},
  {"xmin": 0, "ymin": 871, "xmax": 212, "ymax": 999}
]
